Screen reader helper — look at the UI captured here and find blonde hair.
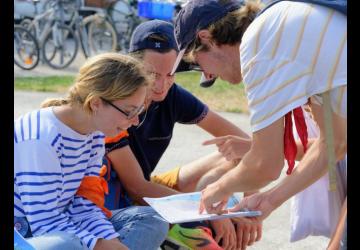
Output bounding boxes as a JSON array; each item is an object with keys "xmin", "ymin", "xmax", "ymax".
[
  {"xmin": 41, "ymin": 53, "xmax": 150, "ymax": 114},
  {"xmin": 185, "ymin": 0, "xmax": 263, "ymax": 62}
]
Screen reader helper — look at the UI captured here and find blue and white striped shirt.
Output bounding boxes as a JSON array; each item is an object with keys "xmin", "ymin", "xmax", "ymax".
[{"xmin": 14, "ymin": 107, "xmax": 119, "ymax": 250}]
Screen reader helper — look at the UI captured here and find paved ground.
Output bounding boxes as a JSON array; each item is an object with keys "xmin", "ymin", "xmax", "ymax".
[{"xmin": 14, "ymin": 90, "xmax": 329, "ymax": 249}]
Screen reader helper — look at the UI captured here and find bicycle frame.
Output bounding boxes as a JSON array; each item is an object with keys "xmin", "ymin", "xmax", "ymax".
[
  {"xmin": 107, "ymin": 0, "xmax": 142, "ymax": 51},
  {"xmin": 66, "ymin": 7, "xmax": 91, "ymax": 57},
  {"xmin": 29, "ymin": 8, "xmax": 56, "ymax": 45}
]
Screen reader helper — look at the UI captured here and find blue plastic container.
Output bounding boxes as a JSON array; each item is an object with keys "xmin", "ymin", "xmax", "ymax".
[
  {"xmin": 14, "ymin": 228, "xmax": 36, "ymax": 250},
  {"xmin": 138, "ymin": 0, "xmax": 175, "ymax": 21}
]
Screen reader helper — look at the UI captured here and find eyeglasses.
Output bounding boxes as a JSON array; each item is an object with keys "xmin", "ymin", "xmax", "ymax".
[{"xmin": 101, "ymin": 97, "xmax": 145, "ymax": 120}]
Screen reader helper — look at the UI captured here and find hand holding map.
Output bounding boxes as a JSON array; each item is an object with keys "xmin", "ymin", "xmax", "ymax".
[{"xmin": 144, "ymin": 192, "xmax": 261, "ymax": 224}]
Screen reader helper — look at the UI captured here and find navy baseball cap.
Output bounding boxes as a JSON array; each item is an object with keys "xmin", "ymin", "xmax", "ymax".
[
  {"xmin": 175, "ymin": 60, "xmax": 217, "ymax": 87},
  {"xmin": 129, "ymin": 18, "xmax": 215, "ymax": 85},
  {"xmin": 170, "ymin": 0, "xmax": 244, "ymax": 78},
  {"xmin": 129, "ymin": 19, "xmax": 179, "ymax": 53}
]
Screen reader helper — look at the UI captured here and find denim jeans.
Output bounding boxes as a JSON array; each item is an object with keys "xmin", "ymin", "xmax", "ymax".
[
  {"xmin": 25, "ymin": 206, "xmax": 169, "ymax": 250},
  {"xmin": 110, "ymin": 206, "xmax": 169, "ymax": 250},
  {"xmin": 27, "ymin": 231, "xmax": 85, "ymax": 250}
]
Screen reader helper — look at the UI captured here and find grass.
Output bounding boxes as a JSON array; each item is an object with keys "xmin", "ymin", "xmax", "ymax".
[
  {"xmin": 175, "ymin": 72, "xmax": 249, "ymax": 114},
  {"xmin": 14, "ymin": 72, "xmax": 249, "ymax": 113},
  {"xmin": 14, "ymin": 76, "xmax": 75, "ymax": 92}
]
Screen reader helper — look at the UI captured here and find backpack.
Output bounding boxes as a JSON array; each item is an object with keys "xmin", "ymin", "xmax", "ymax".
[{"xmin": 102, "ymin": 156, "xmax": 134, "ymax": 210}]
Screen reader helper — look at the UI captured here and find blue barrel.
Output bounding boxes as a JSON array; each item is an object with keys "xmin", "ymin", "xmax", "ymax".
[
  {"xmin": 138, "ymin": 0, "xmax": 152, "ymax": 18},
  {"xmin": 14, "ymin": 228, "xmax": 36, "ymax": 250},
  {"xmin": 138, "ymin": 0, "xmax": 175, "ymax": 21}
]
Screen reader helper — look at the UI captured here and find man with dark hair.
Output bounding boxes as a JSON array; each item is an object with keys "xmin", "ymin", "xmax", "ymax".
[{"xmin": 104, "ymin": 19, "xmax": 262, "ymax": 250}]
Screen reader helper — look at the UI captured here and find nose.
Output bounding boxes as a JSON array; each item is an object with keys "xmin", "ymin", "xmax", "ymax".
[
  {"xmin": 204, "ymin": 72, "xmax": 215, "ymax": 80},
  {"xmin": 200, "ymin": 72, "xmax": 216, "ymax": 83},
  {"xmin": 153, "ymin": 76, "xmax": 168, "ymax": 92}
]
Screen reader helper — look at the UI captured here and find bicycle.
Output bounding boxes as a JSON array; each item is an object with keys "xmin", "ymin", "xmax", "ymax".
[
  {"xmin": 82, "ymin": 0, "xmax": 144, "ymax": 53},
  {"xmin": 14, "ymin": 24, "xmax": 40, "ymax": 70},
  {"xmin": 21, "ymin": 0, "xmax": 79, "ymax": 69},
  {"xmin": 80, "ymin": 1, "xmax": 119, "ymax": 56},
  {"xmin": 82, "ymin": 10, "xmax": 118, "ymax": 56},
  {"xmin": 61, "ymin": 1, "xmax": 94, "ymax": 59},
  {"xmin": 107, "ymin": 0, "xmax": 143, "ymax": 52}
]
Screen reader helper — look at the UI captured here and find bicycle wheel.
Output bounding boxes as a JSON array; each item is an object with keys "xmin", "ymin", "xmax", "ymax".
[
  {"xmin": 42, "ymin": 24, "xmax": 79, "ymax": 69},
  {"xmin": 83, "ymin": 14, "xmax": 117, "ymax": 56},
  {"xmin": 14, "ymin": 25, "xmax": 40, "ymax": 70}
]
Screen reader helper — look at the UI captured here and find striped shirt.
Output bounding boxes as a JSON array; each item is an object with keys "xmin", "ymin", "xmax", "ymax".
[
  {"xmin": 14, "ymin": 107, "xmax": 119, "ymax": 250},
  {"xmin": 240, "ymin": 1, "xmax": 347, "ymax": 132}
]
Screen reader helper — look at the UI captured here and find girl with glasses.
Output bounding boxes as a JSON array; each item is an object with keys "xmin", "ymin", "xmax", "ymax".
[{"xmin": 14, "ymin": 53, "xmax": 169, "ymax": 250}]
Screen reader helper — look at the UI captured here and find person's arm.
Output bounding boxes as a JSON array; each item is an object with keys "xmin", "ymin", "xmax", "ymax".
[
  {"xmin": 199, "ymin": 117, "xmax": 285, "ymax": 214},
  {"xmin": 295, "ymin": 138, "xmax": 316, "ymax": 161},
  {"xmin": 199, "ymin": 110, "xmax": 252, "ymax": 161},
  {"xmin": 107, "ymin": 146, "xmax": 179, "ymax": 205},
  {"xmin": 231, "ymin": 137, "xmax": 338, "ymax": 222},
  {"xmin": 174, "ymin": 85, "xmax": 250, "ymax": 140},
  {"xmin": 197, "ymin": 110, "xmax": 251, "ymax": 139},
  {"xmin": 261, "ymin": 102, "xmax": 347, "ymax": 216},
  {"xmin": 232, "ymin": 103, "xmax": 347, "ymax": 221},
  {"xmin": 327, "ymin": 197, "xmax": 347, "ymax": 250},
  {"xmin": 265, "ymin": 139, "xmax": 339, "ymax": 215},
  {"xmin": 202, "ymin": 135, "xmax": 251, "ymax": 162}
]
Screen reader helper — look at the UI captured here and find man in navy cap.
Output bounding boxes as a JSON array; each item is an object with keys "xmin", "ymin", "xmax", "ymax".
[
  {"xmin": 172, "ymin": 0, "xmax": 347, "ymax": 243},
  {"xmin": 103, "ymin": 19, "xmax": 263, "ymax": 249}
]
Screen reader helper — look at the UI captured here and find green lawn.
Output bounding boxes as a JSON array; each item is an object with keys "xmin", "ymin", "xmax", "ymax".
[
  {"xmin": 14, "ymin": 72, "xmax": 249, "ymax": 113},
  {"xmin": 14, "ymin": 76, "xmax": 75, "ymax": 92}
]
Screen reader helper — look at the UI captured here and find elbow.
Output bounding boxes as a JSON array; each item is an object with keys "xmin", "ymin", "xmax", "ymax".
[
  {"xmin": 266, "ymin": 168, "xmax": 283, "ymax": 182},
  {"xmin": 254, "ymin": 157, "xmax": 284, "ymax": 183},
  {"xmin": 123, "ymin": 182, "xmax": 148, "ymax": 202},
  {"xmin": 262, "ymin": 164, "xmax": 283, "ymax": 182}
]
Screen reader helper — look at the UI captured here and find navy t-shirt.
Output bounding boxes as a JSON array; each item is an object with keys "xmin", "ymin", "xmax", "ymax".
[{"xmin": 105, "ymin": 83, "xmax": 209, "ymax": 180}]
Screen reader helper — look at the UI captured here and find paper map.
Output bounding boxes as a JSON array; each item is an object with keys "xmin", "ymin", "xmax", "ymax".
[{"xmin": 144, "ymin": 192, "xmax": 261, "ymax": 224}]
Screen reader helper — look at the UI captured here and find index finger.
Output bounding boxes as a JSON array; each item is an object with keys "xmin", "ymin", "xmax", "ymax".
[
  {"xmin": 199, "ymin": 200, "xmax": 205, "ymax": 214},
  {"xmin": 202, "ymin": 136, "xmax": 228, "ymax": 146},
  {"xmin": 213, "ymin": 200, "xmax": 229, "ymax": 215},
  {"xmin": 228, "ymin": 203, "xmax": 244, "ymax": 213}
]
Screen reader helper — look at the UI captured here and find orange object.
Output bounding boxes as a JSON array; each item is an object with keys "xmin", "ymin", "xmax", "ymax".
[
  {"xmin": 24, "ymin": 57, "xmax": 33, "ymax": 65},
  {"xmin": 76, "ymin": 166, "xmax": 112, "ymax": 218},
  {"xmin": 77, "ymin": 130, "xmax": 129, "ymax": 217},
  {"xmin": 105, "ymin": 130, "xmax": 129, "ymax": 144}
]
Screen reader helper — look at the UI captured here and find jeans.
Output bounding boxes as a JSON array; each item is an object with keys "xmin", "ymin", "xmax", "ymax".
[
  {"xmin": 110, "ymin": 206, "xmax": 169, "ymax": 250},
  {"xmin": 25, "ymin": 206, "xmax": 169, "ymax": 250}
]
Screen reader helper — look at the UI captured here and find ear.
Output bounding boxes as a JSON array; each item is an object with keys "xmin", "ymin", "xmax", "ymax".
[
  {"xmin": 89, "ymin": 97, "xmax": 102, "ymax": 113},
  {"xmin": 197, "ymin": 30, "xmax": 213, "ymax": 45}
]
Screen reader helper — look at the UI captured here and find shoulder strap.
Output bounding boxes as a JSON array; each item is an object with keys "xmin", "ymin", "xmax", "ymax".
[{"xmin": 322, "ymin": 91, "xmax": 337, "ymax": 191}]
